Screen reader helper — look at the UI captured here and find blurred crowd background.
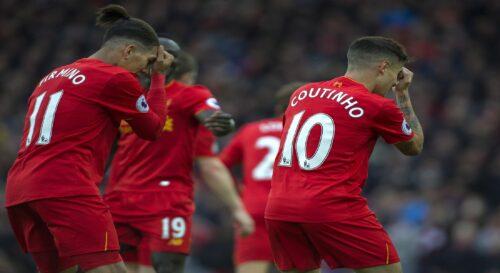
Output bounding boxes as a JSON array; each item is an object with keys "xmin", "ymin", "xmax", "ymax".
[{"xmin": 0, "ymin": 0, "xmax": 499, "ymax": 272}]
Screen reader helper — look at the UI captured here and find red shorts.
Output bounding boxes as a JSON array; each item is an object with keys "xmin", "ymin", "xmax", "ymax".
[
  {"xmin": 265, "ymin": 214, "xmax": 400, "ymax": 271},
  {"xmin": 234, "ymin": 217, "xmax": 273, "ymax": 265},
  {"xmin": 115, "ymin": 214, "xmax": 192, "ymax": 265},
  {"xmin": 7, "ymin": 195, "xmax": 122, "ymax": 273}
]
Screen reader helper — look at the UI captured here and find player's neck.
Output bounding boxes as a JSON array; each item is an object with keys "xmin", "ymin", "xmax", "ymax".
[
  {"xmin": 88, "ymin": 48, "xmax": 117, "ymax": 66},
  {"xmin": 344, "ymin": 70, "xmax": 376, "ymax": 93}
]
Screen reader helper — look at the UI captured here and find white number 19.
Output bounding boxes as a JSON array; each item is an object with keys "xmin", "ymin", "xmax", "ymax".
[
  {"xmin": 162, "ymin": 217, "xmax": 186, "ymax": 239},
  {"xmin": 278, "ymin": 111, "xmax": 335, "ymax": 170}
]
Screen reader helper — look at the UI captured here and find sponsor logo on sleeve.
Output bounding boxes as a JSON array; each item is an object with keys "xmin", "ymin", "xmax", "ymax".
[
  {"xmin": 206, "ymin": 98, "xmax": 221, "ymax": 110},
  {"xmin": 136, "ymin": 95, "xmax": 150, "ymax": 113},
  {"xmin": 402, "ymin": 119, "xmax": 412, "ymax": 135}
]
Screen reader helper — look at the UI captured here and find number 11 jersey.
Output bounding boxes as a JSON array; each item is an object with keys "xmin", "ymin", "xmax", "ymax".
[
  {"xmin": 265, "ymin": 76, "xmax": 414, "ymax": 223},
  {"xmin": 6, "ymin": 58, "xmax": 157, "ymax": 207}
]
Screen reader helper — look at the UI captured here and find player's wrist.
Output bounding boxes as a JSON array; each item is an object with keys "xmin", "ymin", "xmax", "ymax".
[
  {"xmin": 150, "ymin": 73, "xmax": 166, "ymax": 83},
  {"xmin": 394, "ymin": 88, "xmax": 410, "ymax": 96}
]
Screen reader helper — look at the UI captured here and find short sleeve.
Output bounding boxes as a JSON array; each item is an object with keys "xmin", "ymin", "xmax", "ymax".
[
  {"xmin": 100, "ymin": 72, "xmax": 151, "ymax": 121},
  {"xmin": 372, "ymin": 100, "xmax": 414, "ymax": 144},
  {"xmin": 219, "ymin": 127, "xmax": 245, "ymax": 168},
  {"xmin": 195, "ymin": 126, "xmax": 218, "ymax": 157},
  {"xmin": 183, "ymin": 85, "xmax": 221, "ymax": 116}
]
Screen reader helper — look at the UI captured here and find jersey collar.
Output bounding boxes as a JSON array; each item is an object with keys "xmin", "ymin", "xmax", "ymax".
[{"xmin": 333, "ymin": 76, "xmax": 370, "ymax": 93}]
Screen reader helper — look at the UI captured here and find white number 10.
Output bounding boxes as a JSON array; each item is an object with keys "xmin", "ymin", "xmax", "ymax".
[
  {"xmin": 26, "ymin": 90, "xmax": 64, "ymax": 147},
  {"xmin": 278, "ymin": 111, "xmax": 335, "ymax": 170}
]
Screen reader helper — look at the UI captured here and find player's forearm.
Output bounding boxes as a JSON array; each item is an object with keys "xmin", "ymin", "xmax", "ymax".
[
  {"xmin": 198, "ymin": 158, "xmax": 245, "ymax": 212},
  {"xmin": 146, "ymin": 73, "xmax": 167, "ymax": 120},
  {"xmin": 395, "ymin": 89, "xmax": 424, "ymax": 151},
  {"xmin": 129, "ymin": 73, "xmax": 166, "ymax": 140}
]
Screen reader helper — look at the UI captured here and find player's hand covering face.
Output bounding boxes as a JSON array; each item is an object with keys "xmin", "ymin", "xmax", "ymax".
[
  {"xmin": 393, "ymin": 67, "xmax": 413, "ymax": 92},
  {"xmin": 202, "ymin": 111, "xmax": 236, "ymax": 137},
  {"xmin": 151, "ymin": 46, "xmax": 175, "ymax": 74},
  {"xmin": 136, "ymin": 46, "xmax": 174, "ymax": 86}
]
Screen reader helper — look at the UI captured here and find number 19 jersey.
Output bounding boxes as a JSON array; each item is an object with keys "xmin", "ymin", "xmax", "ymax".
[{"xmin": 265, "ymin": 76, "xmax": 414, "ymax": 223}]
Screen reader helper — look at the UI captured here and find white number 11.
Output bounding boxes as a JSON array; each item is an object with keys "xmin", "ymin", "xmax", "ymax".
[{"xmin": 26, "ymin": 90, "xmax": 64, "ymax": 147}]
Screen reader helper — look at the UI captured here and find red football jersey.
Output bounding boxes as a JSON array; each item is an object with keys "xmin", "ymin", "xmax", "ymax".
[
  {"xmin": 220, "ymin": 117, "xmax": 283, "ymax": 218},
  {"xmin": 265, "ymin": 76, "xmax": 414, "ymax": 222},
  {"xmin": 6, "ymin": 58, "xmax": 163, "ymax": 206},
  {"xmin": 194, "ymin": 125, "xmax": 218, "ymax": 157},
  {"xmin": 105, "ymin": 80, "xmax": 220, "ymax": 216}
]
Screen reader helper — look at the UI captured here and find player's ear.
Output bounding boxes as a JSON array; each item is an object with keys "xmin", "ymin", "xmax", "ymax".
[
  {"xmin": 377, "ymin": 60, "xmax": 390, "ymax": 76},
  {"xmin": 122, "ymin": 44, "xmax": 136, "ymax": 60}
]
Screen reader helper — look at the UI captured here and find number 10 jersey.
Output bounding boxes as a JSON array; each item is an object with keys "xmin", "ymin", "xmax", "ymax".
[{"xmin": 265, "ymin": 76, "xmax": 414, "ymax": 223}]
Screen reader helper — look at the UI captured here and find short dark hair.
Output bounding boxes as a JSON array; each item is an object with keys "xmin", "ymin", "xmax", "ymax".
[
  {"xmin": 96, "ymin": 4, "xmax": 159, "ymax": 48},
  {"xmin": 275, "ymin": 82, "xmax": 306, "ymax": 114},
  {"xmin": 347, "ymin": 36, "xmax": 408, "ymax": 69},
  {"xmin": 173, "ymin": 51, "xmax": 198, "ymax": 80}
]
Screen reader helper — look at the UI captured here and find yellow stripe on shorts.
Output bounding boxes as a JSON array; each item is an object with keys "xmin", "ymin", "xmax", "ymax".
[
  {"xmin": 386, "ymin": 242, "xmax": 390, "ymax": 264},
  {"xmin": 104, "ymin": 231, "xmax": 109, "ymax": 251}
]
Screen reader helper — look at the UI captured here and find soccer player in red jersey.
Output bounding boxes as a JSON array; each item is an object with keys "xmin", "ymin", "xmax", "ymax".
[
  {"xmin": 219, "ymin": 82, "xmax": 304, "ymax": 273},
  {"xmin": 104, "ymin": 40, "xmax": 254, "ymax": 273},
  {"xmin": 4, "ymin": 5, "xmax": 174, "ymax": 273},
  {"xmin": 265, "ymin": 37, "xmax": 424, "ymax": 273}
]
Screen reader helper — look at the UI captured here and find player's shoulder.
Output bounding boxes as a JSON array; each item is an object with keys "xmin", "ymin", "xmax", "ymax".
[
  {"xmin": 186, "ymin": 83, "xmax": 213, "ymax": 96},
  {"xmin": 245, "ymin": 117, "xmax": 283, "ymax": 134},
  {"xmin": 290, "ymin": 80, "xmax": 327, "ymax": 95},
  {"xmin": 173, "ymin": 81, "xmax": 213, "ymax": 99},
  {"xmin": 358, "ymin": 91, "xmax": 395, "ymax": 111},
  {"xmin": 74, "ymin": 58, "xmax": 138, "ymax": 87},
  {"xmin": 333, "ymin": 76, "xmax": 394, "ymax": 109},
  {"xmin": 253, "ymin": 117, "xmax": 283, "ymax": 128},
  {"xmin": 74, "ymin": 58, "xmax": 131, "ymax": 77},
  {"xmin": 36, "ymin": 58, "xmax": 134, "ymax": 92}
]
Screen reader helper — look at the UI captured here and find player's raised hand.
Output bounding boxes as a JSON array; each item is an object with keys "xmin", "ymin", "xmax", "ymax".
[
  {"xmin": 394, "ymin": 67, "xmax": 414, "ymax": 93},
  {"xmin": 152, "ymin": 45, "xmax": 175, "ymax": 74},
  {"xmin": 203, "ymin": 111, "xmax": 236, "ymax": 137},
  {"xmin": 233, "ymin": 208, "xmax": 255, "ymax": 237}
]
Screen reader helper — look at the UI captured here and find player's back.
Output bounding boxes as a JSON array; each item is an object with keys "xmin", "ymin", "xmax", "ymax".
[
  {"xmin": 266, "ymin": 76, "xmax": 413, "ymax": 222},
  {"xmin": 220, "ymin": 117, "xmax": 283, "ymax": 218},
  {"xmin": 6, "ymin": 58, "xmax": 143, "ymax": 207}
]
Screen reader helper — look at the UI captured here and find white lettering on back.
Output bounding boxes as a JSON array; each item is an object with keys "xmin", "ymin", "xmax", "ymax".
[
  {"xmin": 38, "ymin": 67, "xmax": 87, "ymax": 86},
  {"xmin": 289, "ymin": 87, "xmax": 365, "ymax": 118}
]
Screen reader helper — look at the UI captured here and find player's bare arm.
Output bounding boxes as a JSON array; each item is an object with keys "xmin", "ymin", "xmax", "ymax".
[
  {"xmin": 196, "ymin": 109, "xmax": 236, "ymax": 136},
  {"xmin": 393, "ymin": 67, "xmax": 424, "ymax": 156},
  {"xmin": 196, "ymin": 157, "xmax": 255, "ymax": 236}
]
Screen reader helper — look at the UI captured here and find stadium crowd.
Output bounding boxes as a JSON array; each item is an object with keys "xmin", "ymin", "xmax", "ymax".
[{"xmin": 0, "ymin": 0, "xmax": 498, "ymax": 272}]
